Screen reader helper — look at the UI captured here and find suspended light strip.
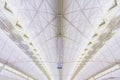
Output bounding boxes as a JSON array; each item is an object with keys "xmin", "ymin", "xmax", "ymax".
[
  {"xmin": 89, "ymin": 64, "xmax": 120, "ymax": 80},
  {"xmin": 0, "ymin": 62, "xmax": 34, "ymax": 80},
  {"xmin": 57, "ymin": 0, "xmax": 63, "ymax": 80},
  {"xmin": 57, "ymin": 37, "xmax": 63, "ymax": 69}
]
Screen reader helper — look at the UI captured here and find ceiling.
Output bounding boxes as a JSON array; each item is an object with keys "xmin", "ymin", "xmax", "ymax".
[{"xmin": 0, "ymin": 0, "xmax": 120, "ymax": 80}]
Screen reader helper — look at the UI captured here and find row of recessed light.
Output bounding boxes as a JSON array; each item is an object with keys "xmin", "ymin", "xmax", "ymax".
[
  {"xmin": 70, "ymin": 0, "xmax": 119, "ymax": 79},
  {"xmin": 89, "ymin": 64, "xmax": 120, "ymax": 80},
  {"xmin": 0, "ymin": 62, "xmax": 34, "ymax": 80},
  {"xmin": 72, "ymin": 17, "xmax": 119, "ymax": 80},
  {"xmin": 1, "ymin": 1, "xmax": 51, "ymax": 80}
]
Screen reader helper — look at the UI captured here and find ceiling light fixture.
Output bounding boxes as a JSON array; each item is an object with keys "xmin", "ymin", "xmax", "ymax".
[
  {"xmin": 89, "ymin": 64, "xmax": 120, "ymax": 80},
  {"xmin": 0, "ymin": 62, "xmax": 34, "ymax": 80}
]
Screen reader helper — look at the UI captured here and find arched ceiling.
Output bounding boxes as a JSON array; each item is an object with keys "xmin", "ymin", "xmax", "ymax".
[{"xmin": 0, "ymin": 0, "xmax": 120, "ymax": 80}]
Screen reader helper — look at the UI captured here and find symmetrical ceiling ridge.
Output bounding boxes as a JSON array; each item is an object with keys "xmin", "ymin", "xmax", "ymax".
[{"xmin": 0, "ymin": 0, "xmax": 120, "ymax": 80}]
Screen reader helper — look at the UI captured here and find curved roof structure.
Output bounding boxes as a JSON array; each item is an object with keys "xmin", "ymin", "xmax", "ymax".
[{"xmin": 0, "ymin": 0, "xmax": 120, "ymax": 80}]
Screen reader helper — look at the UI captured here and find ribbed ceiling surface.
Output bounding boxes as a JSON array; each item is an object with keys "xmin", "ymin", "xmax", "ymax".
[{"xmin": 0, "ymin": 0, "xmax": 120, "ymax": 80}]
